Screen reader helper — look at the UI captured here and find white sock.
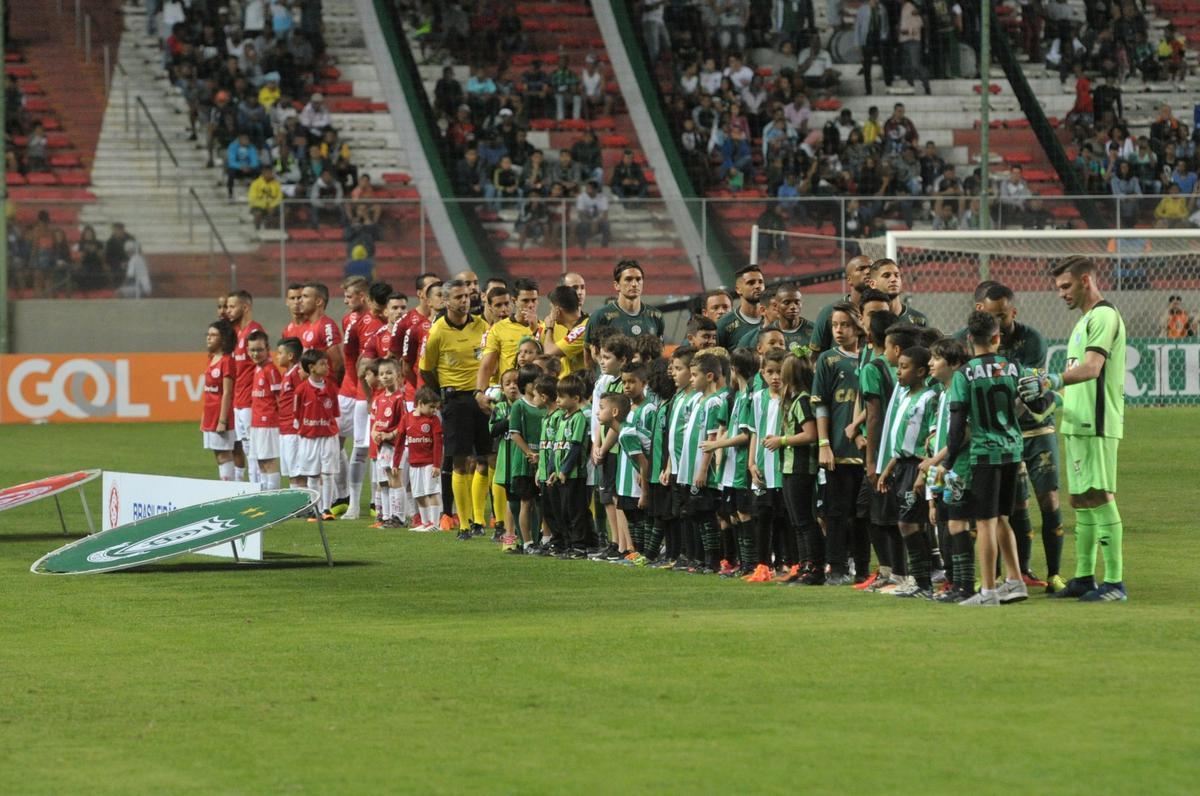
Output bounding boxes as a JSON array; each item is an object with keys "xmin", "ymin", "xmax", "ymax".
[
  {"xmin": 264, "ymin": 471, "xmax": 280, "ymax": 490},
  {"xmin": 334, "ymin": 444, "xmax": 350, "ymax": 499},
  {"xmin": 378, "ymin": 486, "xmax": 390, "ymax": 520},
  {"xmin": 390, "ymin": 490, "xmax": 404, "ymax": 524},
  {"xmin": 218, "ymin": 460, "xmax": 235, "ymax": 480},
  {"xmin": 234, "ymin": 466, "xmax": 246, "ymax": 482},
  {"xmin": 418, "ymin": 504, "xmax": 432, "ymax": 526},
  {"xmin": 247, "ymin": 457, "xmax": 260, "ymax": 484},
  {"xmin": 348, "ymin": 447, "xmax": 367, "ymax": 510},
  {"xmin": 319, "ymin": 475, "xmax": 334, "ymax": 512}
]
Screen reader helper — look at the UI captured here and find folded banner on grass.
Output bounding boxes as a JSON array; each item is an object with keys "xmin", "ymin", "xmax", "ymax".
[
  {"xmin": 102, "ymin": 471, "xmax": 266, "ymax": 560},
  {"xmin": 0, "ymin": 353, "xmax": 209, "ymax": 423},
  {"xmin": 32, "ymin": 490, "xmax": 318, "ymax": 575},
  {"xmin": 0, "ymin": 470, "xmax": 99, "ymax": 512}
]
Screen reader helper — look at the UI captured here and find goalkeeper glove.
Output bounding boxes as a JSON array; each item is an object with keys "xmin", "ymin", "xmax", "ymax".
[{"xmin": 1018, "ymin": 369, "xmax": 1062, "ymax": 401}]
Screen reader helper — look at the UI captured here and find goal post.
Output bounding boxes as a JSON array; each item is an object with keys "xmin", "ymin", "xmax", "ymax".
[{"xmin": 874, "ymin": 228, "xmax": 1200, "ymax": 405}]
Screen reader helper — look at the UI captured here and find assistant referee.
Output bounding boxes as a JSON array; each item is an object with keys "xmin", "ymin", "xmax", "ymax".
[{"xmin": 420, "ymin": 278, "xmax": 491, "ymax": 540}]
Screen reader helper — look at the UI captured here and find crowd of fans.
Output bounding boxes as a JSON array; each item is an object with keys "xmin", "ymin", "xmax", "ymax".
[{"xmin": 7, "ymin": 218, "xmax": 151, "ymax": 298}]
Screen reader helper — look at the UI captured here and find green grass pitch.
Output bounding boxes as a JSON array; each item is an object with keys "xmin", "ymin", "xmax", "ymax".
[{"xmin": 1, "ymin": 411, "xmax": 1197, "ymax": 793}]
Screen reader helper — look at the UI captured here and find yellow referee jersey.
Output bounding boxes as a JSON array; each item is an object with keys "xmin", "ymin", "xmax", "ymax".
[
  {"xmin": 484, "ymin": 317, "xmax": 543, "ymax": 373},
  {"xmin": 554, "ymin": 318, "xmax": 588, "ymax": 376},
  {"xmin": 420, "ymin": 314, "xmax": 489, "ymax": 391}
]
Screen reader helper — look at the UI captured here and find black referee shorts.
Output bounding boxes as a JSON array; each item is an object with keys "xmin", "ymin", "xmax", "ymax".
[{"xmin": 442, "ymin": 392, "xmax": 490, "ymax": 458}]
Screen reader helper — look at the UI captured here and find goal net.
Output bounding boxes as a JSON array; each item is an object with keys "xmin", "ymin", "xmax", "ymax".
[{"xmin": 862, "ymin": 229, "xmax": 1200, "ymax": 405}]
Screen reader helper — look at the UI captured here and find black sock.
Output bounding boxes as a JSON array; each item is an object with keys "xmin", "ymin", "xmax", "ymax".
[
  {"xmin": 737, "ymin": 519, "xmax": 755, "ymax": 570},
  {"xmin": 825, "ymin": 516, "xmax": 848, "ymax": 575},
  {"xmin": 1041, "ymin": 505, "xmax": 1063, "ymax": 577},
  {"xmin": 1011, "ymin": 505, "xmax": 1033, "ymax": 574},
  {"xmin": 778, "ymin": 516, "xmax": 798, "ymax": 567},
  {"xmin": 665, "ymin": 518, "xmax": 681, "ymax": 560},
  {"xmin": 851, "ymin": 517, "xmax": 872, "ymax": 576},
  {"xmin": 804, "ymin": 520, "xmax": 825, "ymax": 571},
  {"xmin": 903, "ymin": 530, "xmax": 933, "ymax": 590},
  {"xmin": 721, "ymin": 524, "xmax": 737, "ymax": 565},
  {"xmin": 645, "ymin": 519, "xmax": 664, "ymax": 559},
  {"xmin": 698, "ymin": 518, "xmax": 720, "ymax": 568},
  {"xmin": 869, "ymin": 523, "xmax": 891, "ymax": 570},
  {"xmin": 886, "ymin": 526, "xmax": 907, "ymax": 576},
  {"xmin": 952, "ymin": 531, "xmax": 975, "ymax": 591}
]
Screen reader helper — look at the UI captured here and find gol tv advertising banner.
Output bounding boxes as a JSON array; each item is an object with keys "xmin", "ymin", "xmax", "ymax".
[{"xmin": 1, "ymin": 353, "xmax": 210, "ymax": 423}]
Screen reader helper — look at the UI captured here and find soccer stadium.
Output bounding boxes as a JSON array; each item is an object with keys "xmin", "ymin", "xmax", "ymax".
[{"xmin": 2, "ymin": 0, "xmax": 1197, "ymax": 790}]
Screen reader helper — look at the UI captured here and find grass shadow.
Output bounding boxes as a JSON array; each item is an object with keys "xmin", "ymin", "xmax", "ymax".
[
  {"xmin": 106, "ymin": 558, "xmax": 376, "ymax": 574},
  {"xmin": 0, "ymin": 532, "xmax": 89, "ymax": 543}
]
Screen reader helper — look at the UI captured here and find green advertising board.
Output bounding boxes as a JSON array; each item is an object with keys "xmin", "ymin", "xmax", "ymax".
[
  {"xmin": 1047, "ymin": 338, "xmax": 1200, "ymax": 405},
  {"xmin": 32, "ymin": 489, "xmax": 318, "ymax": 575}
]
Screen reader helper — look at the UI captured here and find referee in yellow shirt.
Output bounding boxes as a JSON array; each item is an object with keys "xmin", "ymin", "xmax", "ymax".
[
  {"xmin": 475, "ymin": 278, "xmax": 542, "ymax": 401},
  {"xmin": 420, "ymin": 278, "xmax": 491, "ymax": 539}
]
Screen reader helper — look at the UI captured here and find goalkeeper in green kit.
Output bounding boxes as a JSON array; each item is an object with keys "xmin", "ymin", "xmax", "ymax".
[{"xmin": 1020, "ymin": 256, "xmax": 1128, "ymax": 602}]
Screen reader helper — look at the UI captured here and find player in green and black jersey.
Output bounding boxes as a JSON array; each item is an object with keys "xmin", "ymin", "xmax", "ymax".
[
  {"xmin": 956, "ymin": 281, "xmax": 1064, "ymax": 590},
  {"xmin": 583, "ymin": 260, "xmax": 665, "ymax": 354},
  {"xmin": 810, "ymin": 254, "xmax": 874, "ymax": 355},
  {"xmin": 776, "ymin": 353, "xmax": 821, "ymax": 584},
  {"xmin": 771, "ymin": 283, "xmax": 816, "ymax": 357},
  {"xmin": 715, "ymin": 264, "xmax": 766, "ymax": 350},
  {"xmin": 1021, "ymin": 256, "xmax": 1128, "ymax": 602},
  {"xmin": 947, "ymin": 311, "xmax": 1029, "ymax": 607},
  {"xmin": 866, "ymin": 258, "xmax": 930, "ymax": 329},
  {"xmin": 812, "ymin": 302, "xmax": 867, "ymax": 585}
]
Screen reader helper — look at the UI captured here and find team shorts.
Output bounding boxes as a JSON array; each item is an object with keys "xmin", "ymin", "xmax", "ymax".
[
  {"xmin": 685, "ymin": 486, "xmax": 718, "ymax": 516},
  {"xmin": 379, "ymin": 443, "xmax": 396, "ymax": 472},
  {"xmin": 1023, "ymin": 432, "xmax": 1060, "ymax": 496},
  {"xmin": 1064, "ymin": 434, "xmax": 1119, "ymax": 495},
  {"xmin": 971, "ymin": 462, "xmax": 1020, "ymax": 520},
  {"xmin": 889, "ymin": 458, "xmax": 925, "ymax": 525},
  {"xmin": 823, "ymin": 464, "xmax": 864, "ymax": 520},
  {"xmin": 442, "ymin": 393, "xmax": 490, "ymax": 458},
  {"xmin": 409, "ymin": 464, "xmax": 440, "ymax": 498},
  {"xmin": 616, "ymin": 495, "xmax": 642, "ymax": 514},
  {"xmin": 647, "ymin": 482, "xmax": 671, "ymax": 519},
  {"xmin": 280, "ymin": 433, "xmax": 300, "ymax": 477},
  {"xmin": 338, "ymin": 395, "xmax": 357, "ymax": 437},
  {"xmin": 721, "ymin": 486, "xmax": 753, "ymax": 517},
  {"xmin": 234, "ymin": 407, "xmax": 253, "ymax": 444},
  {"xmin": 352, "ymin": 399, "xmax": 371, "ymax": 448},
  {"xmin": 869, "ymin": 473, "xmax": 898, "ymax": 526},
  {"xmin": 507, "ymin": 475, "xmax": 537, "ymax": 501},
  {"xmin": 670, "ymin": 480, "xmax": 689, "ymax": 518},
  {"xmin": 202, "ymin": 429, "xmax": 236, "ymax": 451},
  {"xmin": 855, "ymin": 470, "xmax": 871, "ymax": 520},
  {"xmin": 249, "ymin": 426, "xmax": 280, "ymax": 460},
  {"xmin": 596, "ymin": 453, "xmax": 618, "ymax": 505},
  {"xmin": 294, "ymin": 435, "xmax": 341, "ymax": 477}
]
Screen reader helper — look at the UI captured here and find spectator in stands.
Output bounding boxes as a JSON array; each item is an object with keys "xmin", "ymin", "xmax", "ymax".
[
  {"xmin": 887, "ymin": 145, "xmax": 923, "ymax": 226},
  {"xmin": 932, "ymin": 200, "xmax": 960, "ymax": 230},
  {"xmin": 756, "ymin": 39, "xmax": 797, "ymax": 75},
  {"xmin": 724, "ymin": 53, "xmax": 754, "ymax": 91},
  {"xmin": 1109, "ymin": 160, "xmax": 1142, "ymax": 226},
  {"xmin": 931, "ymin": 163, "xmax": 963, "ymax": 204},
  {"xmin": 1172, "ymin": 158, "xmax": 1198, "ymax": 195},
  {"xmin": 275, "ymin": 144, "xmax": 303, "ymax": 195},
  {"xmin": 244, "ymin": 0, "xmax": 266, "ymax": 38},
  {"xmin": 227, "ymin": 132, "xmax": 261, "ymax": 199},
  {"xmin": 248, "ymin": 165, "xmax": 283, "ymax": 229},
  {"xmin": 521, "ymin": 149, "xmax": 549, "ymax": 197},
  {"xmin": 1159, "ymin": 23, "xmax": 1188, "ymax": 88},
  {"xmin": 1091, "ymin": 74, "xmax": 1123, "ymax": 132},
  {"xmin": 522, "ymin": 59, "xmax": 551, "ymax": 119},
  {"xmin": 549, "ymin": 55, "xmax": 582, "ymax": 122},
  {"xmin": 784, "ymin": 90, "xmax": 811, "ymax": 134},
  {"xmin": 741, "ymin": 76, "xmax": 769, "ymax": 136},
  {"xmin": 1150, "ymin": 104, "xmax": 1183, "ymax": 163},
  {"xmin": 796, "ymin": 31, "xmax": 841, "ymax": 93},
  {"xmin": 299, "ymin": 92, "xmax": 331, "ymax": 143},
  {"xmin": 454, "ymin": 146, "xmax": 487, "ymax": 200},
  {"xmin": 516, "ymin": 192, "xmax": 552, "ymax": 248},
  {"xmin": 75, "ymin": 225, "xmax": 107, "ymax": 293},
  {"xmin": 550, "ymin": 149, "xmax": 583, "ymax": 196},
  {"xmin": 240, "ymin": 43, "xmax": 266, "ymax": 88},
  {"xmin": 718, "ymin": 125, "xmax": 753, "ymax": 182},
  {"xmin": 834, "ymin": 108, "xmax": 859, "ymax": 146},
  {"xmin": 1132, "ymin": 137, "xmax": 1160, "ymax": 194},
  {"xmin": 103, "ymin": 223, "xmax": 133, "ymax": 288},
  {"xmin": 349, "ymin": 173, "xmax": 383, "ymax": 226},
  {"xmin": 756, "ymin": 203, "xmax": 790, "ymax": 262},
  {"xmin": 998, "ymin": 164, "xmax": 1032, "ymax": 228},
  {"xmin": 882, "ymin": 103, "xmax": 918, "ymax": 156},
  {"xmin": 899, "ymin": 0, "xmax": 931, "ymax": 95},
  {"xmin": 1065, "ymin": 63, "xmax": 1094, "ymax": 143},
  {"xmin": 855, "ymin": 0, "xmax": 893, "ymax": 94},
  {"xmin": 1162, "ymin": 294, "xmax": 1195, "ymax": 337},
  {"xmin": 478, "ymin": 127, "xmax": 508, "ymax": 173},
  {"xmin": 116, "ymin": 240, "xmax": 152, "ymax": 299},
  {"xmin": 919, "ymin": 141, "xmax": 946, "ymax": 190},
  {"xmin": 487, "ymin": 154, "xmax": 521, "ymax": 211},
  {"xmin": 717, "ymin": 0, "xmax": 749, "ymax": 53},
  {"xmin": 435, "ymin": 67, "xmax": 463, "ymax": 118},
  {"xmin": 571, "ymin": 130, "xmax": 605, "ymax": 187},
  {"xmin": 580, "ymin": 54, "xmax": 611, "ymax": 119},
  {"xmin": 238, "ymin": 93, "xmax": 272, "ymax": 150},
  {"xmin": 24, "ymin": 123, "xmax": 47, "ymax": 173},
  {"xmin": 271, "ymin": 0, "xmax": 295, "ymax": 39},
  {"xmin": 1075, "ymin": 144, "xmax": 1106, "ymax": 193},
  {"xmin": 344, "ymin": 244, "xmax": 373, "ymax": 281},
  {"xmin": 642, "ymin": 0, "xmax": 670, "ymax": 61},
  {"xmin": 1154, "ymin": 183, "xmax": 1191, "ymax": 228},
  {"xmin": 929, "ymin": 0, "xmax": 963, "ymax": 78},
  {"xmin": 509, "ymin": 128, "xmax": 534, "ymax": 169},
  {"xmin": 497, "ymin": 1, "xmax": 525, "ymax": 56},
  {"xmin": 575, "ymin": 181, "xmax": 611, "ymax": 249},
  {"xmin": 611, "ymin": 149, "xmax": 649, "ymax": 200},
  {"xmin": 259, "ymin": 71, "xmax": 282, "ymax": 110},
  {"xmin": 309, "ymin": 169, "xmax": 345, "ymax": 229}
]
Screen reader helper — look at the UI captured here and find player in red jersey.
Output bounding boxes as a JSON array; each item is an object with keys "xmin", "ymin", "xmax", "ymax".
[
  {"xmin": 397, "ymin": 387, "xmax": 445, "ymax": 531},
  {"xmin": 293, "ymin": 349, "xmax": 341, "ymax": 519},
  {"xmin": 370, "ymin": 359, "xmax": 409, "ymax": 527},
  {"xmin": 201, "ymin": 319, "xmax": 237, "ymax": 480},
  {"xmin": 275, "ymin": 337, "xmax": 304, "ymax": 485},
  {"xmin": 282, "ymin": 282, "xmax": 307, "ymax": 340},
  {"xmin": 400, "ymin": 277, "xmax": 446, "ymax": 409},
  {"xmin": 340, "ymin": 279, "xmax": 392, "ymax": 519},
  {"xmin": 226, "ymin": 290, "xmax": 266, "ymax": 484},
  {"xmin": 394, "ymin": 274, "xmax": 441, "ymax": 400},
  {"xmin": 247, "ymin": 330, "xmax": 282, "ymax": 489},
  {"xmin": 299, "ymin": 282, "xmax": 344, "ymax": 377}
]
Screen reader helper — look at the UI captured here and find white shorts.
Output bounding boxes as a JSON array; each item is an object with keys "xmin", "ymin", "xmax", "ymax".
[
  {"xmin": 280, "ymin": 433, "xmax": 300, "ymax": 477},
  {"xmin": 379, "ymin": 443, "xmax": 396, "ymax": 472},
  {"xmin": 338, "ymin": 395, "xmax": 357, "ymax": 437},
  {"xmin": 203, "ymin": 430, "xmax": 236, "ymax": 451},
  {"xmin": 294, "ymin": 435, "xmax": 341, "ymax": 476},
  {"xmin": 352, "ymin": 399, "xmax": 370, "ymax": 448},
  {"xmin": 234, "ymin": 407, "xmax": 253, "ymax": 444},
  {"xmin": 250, "ymin": 426, "xmax": 280, "ymax": 460},
  {"xmin": 409, "ymin": 463, "xmax": 439, "ymax": 498}
]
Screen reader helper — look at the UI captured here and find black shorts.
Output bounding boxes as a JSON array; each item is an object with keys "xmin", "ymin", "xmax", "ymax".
[
  {"xmin": 596, "ymin": 453, "xmax": 618, "ymax": 505},
  {"xmin": 670, "ymin": 480, "xmax": 690, "ymax": 519},
  {"xmin": 507, "ymin": 475, "xmax": 537, "ymax": 502},
  {"xmin": 890, "ymin": 458, "xmax": 926, "ymax": 525},
  {"xmin": 442, "ymin": 393, "xmax": 490, "ymax": 458},
  {"xmin": 823, "ymin": 465, "xmax": 864, "ymax": 520},
  {"xmin": 616, "ymin": 495, "xmax": 643, "ymax": 514},
  {"xmin": 869, "ymin": 472, "xmax": 899, "ymax": 526},
  {"xmin": 721, "ymin": 487, "xmax": 753, "ymax": 518},
  {"xmin": 648, "ymin": 483, "xmax": 671, "ymax": 519},
  {"xmin": 686, "ymin": 486, "xmax": 718, "ymax": 516},
  {"xmin": 855, "ymin": 470, "xmax": 872, "ymax": 520},
  {"xmin": 971, "ymin": 462, "xmax": 1020, "ymax": 520}
]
